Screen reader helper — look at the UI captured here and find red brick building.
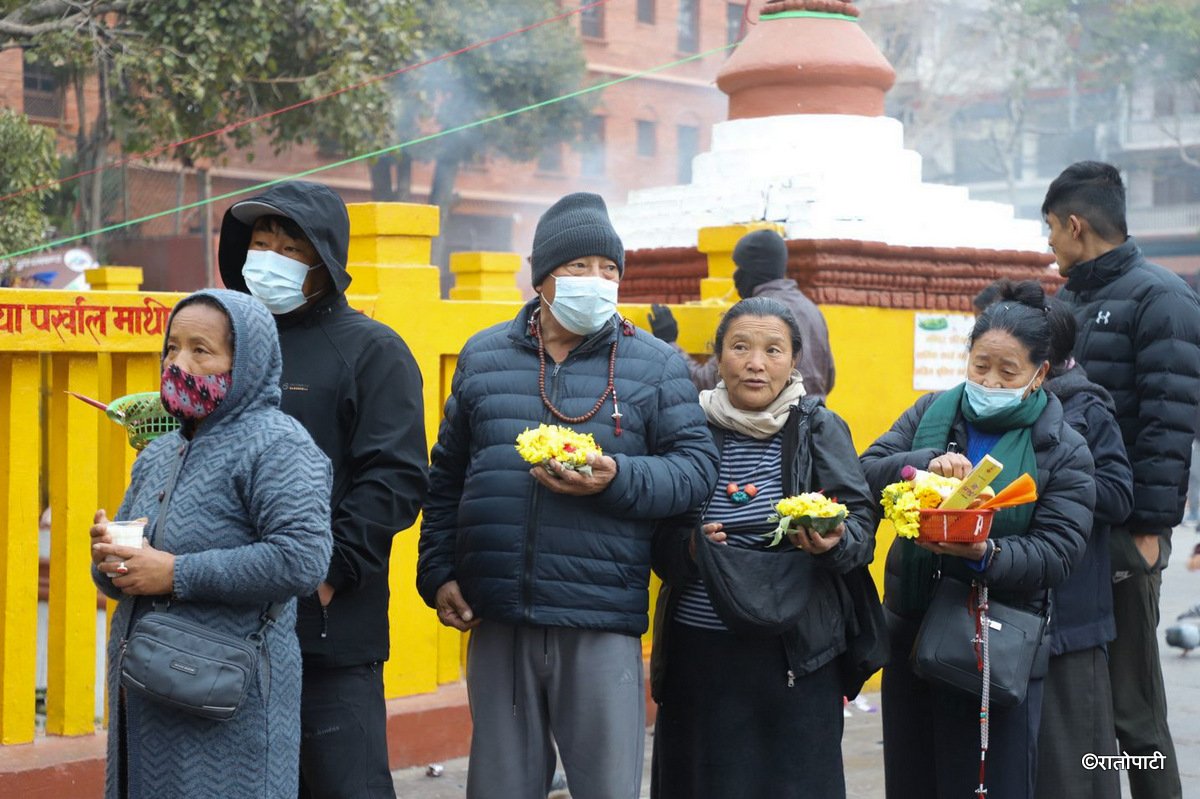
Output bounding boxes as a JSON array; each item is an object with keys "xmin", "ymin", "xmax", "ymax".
[{"xmin": 0, "ymin": 2, "xmax": 744, "ymax": 291}]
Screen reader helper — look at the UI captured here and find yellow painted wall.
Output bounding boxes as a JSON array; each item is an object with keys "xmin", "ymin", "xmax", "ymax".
[
  {"xmin": 0, "ymin": 206, "xmax": 943, "ymax": 744},
  {"xmin": 637, "ymin": 303, "xmax": 926, "ymax": 690}
]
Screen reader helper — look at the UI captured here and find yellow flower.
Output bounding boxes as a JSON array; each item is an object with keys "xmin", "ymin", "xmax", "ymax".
[
  {"xmin": 880, "ymin": 473, "xmax": 962, "ymax": 539},
  {"xmin": 764, "ymin": 492, "xmax": 849, "ymax": 546},
  {"xmin": 515, "ymin": 424, "xmax": 602, "ymax": 470},
  {"xmin": 775, "ymin": 492, "xmax": 847, "ymax": 520}
]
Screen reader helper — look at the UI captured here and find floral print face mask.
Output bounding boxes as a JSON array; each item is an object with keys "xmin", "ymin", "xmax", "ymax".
[{"xmin": 160, "ymin": 363, "xmax": 231, "ymax": 422}]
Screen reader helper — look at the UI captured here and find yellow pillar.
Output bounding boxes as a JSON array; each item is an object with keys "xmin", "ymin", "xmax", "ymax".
[
  {"xmin": 343, "ymin": 202, "xmax": 444, "ymax": 698},
  {"xmin": 96, "ymin": 356, "xmax": 120, "ymax": 517},
  {"xmin": 100, "ymin": 353, "xmax": 159, "ymax": 728},
  {"xmin": 46, "ymin": 353, "xmax": 100, "ymax": 735},
  {"xmin": 345, "ymin": 203, "xmax": 441, "ymax": 317},
  {"xmin": 0, "ymin": 354, "xmax": 41, "ymax": 744},
  {"xmin": 100, "ymin": 354, "xmax": 160, "ymax": 512},
  {"xmin": 697, "ymin": 222, "xmax": 785, "ymax": 301},
  {"xmin": 87, "ymin": 267, "xmax": 144, "ymax": 292},
  {"xmin": 449, "ymin": 252, "xmax": 523, "ymax": 301}
]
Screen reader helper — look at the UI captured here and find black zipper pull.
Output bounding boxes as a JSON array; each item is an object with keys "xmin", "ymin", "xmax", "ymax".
[{"xmin": 320, "ymin": 605, "xmax": 329, "ymax": 639}]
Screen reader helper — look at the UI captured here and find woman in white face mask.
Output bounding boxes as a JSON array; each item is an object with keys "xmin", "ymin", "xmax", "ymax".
[{"xmin": 860, "ymin": 280, "xmax": 1098, "ymax": 799}]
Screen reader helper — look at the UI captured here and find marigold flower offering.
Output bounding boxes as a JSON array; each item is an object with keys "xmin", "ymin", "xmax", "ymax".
[
  {"xmin": 880, "ymin": 472, "xmax": 961, "ymax": 539},
  {"xmin": 764, "ymin": 492, "xmax": 848, "ymax": 546},
  {"xmin": 515, "ymin": 424, "xmax": 602, "ymax": 475}
]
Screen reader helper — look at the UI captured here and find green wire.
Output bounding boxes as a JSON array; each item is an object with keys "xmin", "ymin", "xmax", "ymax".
[
  {"xmin": 2, "ymin": 41, "xmax": 737, "ymax": 263},
  {"xmin": 758, "ymin": 11, "xmax": 859, "ymax": 22}
]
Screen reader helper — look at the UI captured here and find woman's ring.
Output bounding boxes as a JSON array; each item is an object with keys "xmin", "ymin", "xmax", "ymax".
[{"xmin": 117, "ymin": 561, "xmax": 127, "ymax": 572}]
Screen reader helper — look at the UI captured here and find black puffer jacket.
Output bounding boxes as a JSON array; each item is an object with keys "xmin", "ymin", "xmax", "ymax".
[
  {"xmin": 860, "ymin": 390, "xmax": 1095, "ymax": 616},
  {"xmin": 416, "ymin": 300, "xmax": 719, "ymax": 636},
  {"xmin": 649, "ymin": 398, "xmax": 877, "ymax": 701},
  {"xmin": 1057, "ymin": 239, "xmax": 1200, "ymax": 535},
  {"xmin": 1044, "ymin": 365, "xmax": 1132, "ymax": 655}
]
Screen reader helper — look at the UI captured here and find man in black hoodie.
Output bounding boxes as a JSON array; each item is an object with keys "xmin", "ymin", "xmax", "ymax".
[
  {"xmin": 1048, "ymin": 161, "xmax": 1200, "ymax": 799},
  {"xmin": 219, "ymin": 180, "xmax": 428, "ymax": 799}
]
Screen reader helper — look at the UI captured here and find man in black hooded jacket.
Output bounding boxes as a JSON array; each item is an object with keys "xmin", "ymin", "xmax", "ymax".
[
  {"xmin": 219, "ymin": 180, "xmax": 428, "ymax": 799},
  {"xmin": 1047, "ymin": 161, "xmax": 1200, "ymax": 799}
]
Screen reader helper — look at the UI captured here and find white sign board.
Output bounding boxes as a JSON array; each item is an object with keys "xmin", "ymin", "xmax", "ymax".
[{"xmin": 913, "ymin": 312, "xmax": 974, "ymax": 391}]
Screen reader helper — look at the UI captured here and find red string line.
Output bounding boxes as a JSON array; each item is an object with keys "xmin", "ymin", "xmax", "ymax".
[{"xmin": 0, "ymin": 0, "xmax": 613, "ymax": 205}]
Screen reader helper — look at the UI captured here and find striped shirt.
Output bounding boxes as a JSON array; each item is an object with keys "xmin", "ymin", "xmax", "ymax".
[{"xmin": 674, "ymin": 431, "xmax": 786, "ymax": 631}]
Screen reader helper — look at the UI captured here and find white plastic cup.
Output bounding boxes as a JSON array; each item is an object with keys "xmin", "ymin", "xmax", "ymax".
[{"xmin": 105, "ymin": 520, "xmax": 146, "ymax": 578}]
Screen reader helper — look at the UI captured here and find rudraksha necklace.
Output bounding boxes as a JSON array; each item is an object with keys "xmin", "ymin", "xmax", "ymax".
[{"xmin": 531, "ymin": 308, "xmax": 624, "ymax": 436}]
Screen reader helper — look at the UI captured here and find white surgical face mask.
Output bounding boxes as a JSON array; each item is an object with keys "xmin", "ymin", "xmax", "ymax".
[
  {"xmin": 242, "ymin": 249, "xmax": 319, "ymax": 315},
  {"xmin": 964, "ymin": 371, "xmax": 1039, "ymax": 417},
  {"xmin": 547, "ymin": 276, "xmax": 618, "ymax": 335}
]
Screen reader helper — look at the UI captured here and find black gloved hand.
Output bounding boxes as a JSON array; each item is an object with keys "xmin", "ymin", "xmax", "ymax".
[{"xmin": 648, "ymin": 304, "xmax": 679, "ymax": 344}]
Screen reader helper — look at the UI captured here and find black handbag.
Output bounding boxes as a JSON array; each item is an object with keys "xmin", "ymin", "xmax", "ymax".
[
  {"xmin": 693, "ymin": 401, "xmax": 825, "ymax": 637},
  {"xmin": 911, "ymin": 576, "xmax": 1050, "ymax": 707},
  {"xmin": 120, "ymin": 603, "xmax": 281, "ymax": 721},
  {"xmin": 116, "ymin": 445, "xmax": 281, "ymax": 722},
  {"xmin": 694, "ymin": 528, "xmax": 816, "ymax": 636},
  {"xmin": 837, "ymin": 565, "xmax": 889, "ymax": 700}
]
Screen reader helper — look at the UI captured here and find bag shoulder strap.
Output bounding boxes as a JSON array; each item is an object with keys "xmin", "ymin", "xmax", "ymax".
[
  {"xmin": 782, "ymin": 398, "xmax": 820, "ymax": 494},
  {"xmin": 121, "ymin": 444, "xmax": 188, "ymax": 640},
  {"xmin": 248, "ymin": 603, "xmax": 286, "ymax": 646},
  {"xmin": 148, "ymin": 442, "xmax": 286, "ymax": 648},
  {"xmin": 149, "ymin": 443, "xmax": 187, "ymax": 548},
  {"xmin": 952, "ymin": 572, "xmax": 1052, "ymax": 621}
]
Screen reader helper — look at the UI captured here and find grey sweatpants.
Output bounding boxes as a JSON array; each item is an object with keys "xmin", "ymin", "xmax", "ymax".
[{"xmin": 464, "ymin": 621, "xmax": 645, "ymax": 799}]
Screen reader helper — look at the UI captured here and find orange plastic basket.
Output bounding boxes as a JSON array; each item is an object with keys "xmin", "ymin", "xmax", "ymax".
[{"xmin": 917, "ymin": 508, "xmax": 994, "ymax": 543}]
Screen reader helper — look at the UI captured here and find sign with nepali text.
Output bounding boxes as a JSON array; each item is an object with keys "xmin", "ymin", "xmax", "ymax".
[
  {"xmin": 0, "ymin": 294, "xmax": 179, "ymax": 351},
  {"xmin": 913, "ymin": 312, "xmax": 974, "ymax": 391}
]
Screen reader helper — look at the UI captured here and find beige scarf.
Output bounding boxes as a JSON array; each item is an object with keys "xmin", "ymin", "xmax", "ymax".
[{"xmin": 699, "ymin": 370, "xmax": 807, "ymax": 439}]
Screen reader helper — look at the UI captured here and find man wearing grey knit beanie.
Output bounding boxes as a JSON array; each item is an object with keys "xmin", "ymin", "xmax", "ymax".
[{"xmin": 418, "ymin": 193, "xmax": 719, "ymax": 799}]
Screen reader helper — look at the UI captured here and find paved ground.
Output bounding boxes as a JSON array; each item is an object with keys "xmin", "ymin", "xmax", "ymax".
[
  {"xmin": 394, "ymin": 524, "xmax": 1200, "ymax": 798},
  {"xmin": 1157, "ymin": 524, "xmax": 1200, "ymax": 794}
]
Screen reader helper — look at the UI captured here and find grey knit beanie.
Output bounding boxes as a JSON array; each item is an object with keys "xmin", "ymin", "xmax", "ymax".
[
  {"xmin": 530, "ymin": 192, "xmax": 625, "ymax": 287},
  {"xmin": 732, "ymin": 229, "xmax": 788, "ymax": 298}
]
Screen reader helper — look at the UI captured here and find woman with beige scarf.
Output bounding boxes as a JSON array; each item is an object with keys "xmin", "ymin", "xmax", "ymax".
[{"xmin": 648, "ymin": 297, "xmax": 878, "ymax": 799}]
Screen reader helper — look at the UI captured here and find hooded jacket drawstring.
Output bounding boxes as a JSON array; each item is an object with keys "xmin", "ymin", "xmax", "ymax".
[{"xmin": 511, "ymin": 625, "xmax": 519, "ymax": 717}]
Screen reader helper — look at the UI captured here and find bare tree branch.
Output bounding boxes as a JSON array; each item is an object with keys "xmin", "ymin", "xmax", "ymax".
[
  {"xmin": 0, "ymin": 17, "xmax": 82, "ymax": 38},
  {"xmin": 245, "ymin": 71, "xmax": 335, "ymax": 86},
  {"xmin": 0, "ymin": 0, "xmax": 134, "ymax": 42}
]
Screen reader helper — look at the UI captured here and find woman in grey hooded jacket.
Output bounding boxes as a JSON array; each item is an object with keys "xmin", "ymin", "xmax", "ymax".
[{"xmin": 90, "ymin": 289, "xmax": 333, "ymax": 799}]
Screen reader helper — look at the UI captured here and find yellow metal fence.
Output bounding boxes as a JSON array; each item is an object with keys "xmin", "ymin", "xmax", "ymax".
[{"xmin": 0, "ymin": 203, "xmax": 925, "ymax": 746}]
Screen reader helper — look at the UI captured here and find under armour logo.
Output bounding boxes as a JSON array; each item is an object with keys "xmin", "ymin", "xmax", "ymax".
[{"xmin": 1096, "ymin": 310, "xmax": 1111, "ymax": 325}]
